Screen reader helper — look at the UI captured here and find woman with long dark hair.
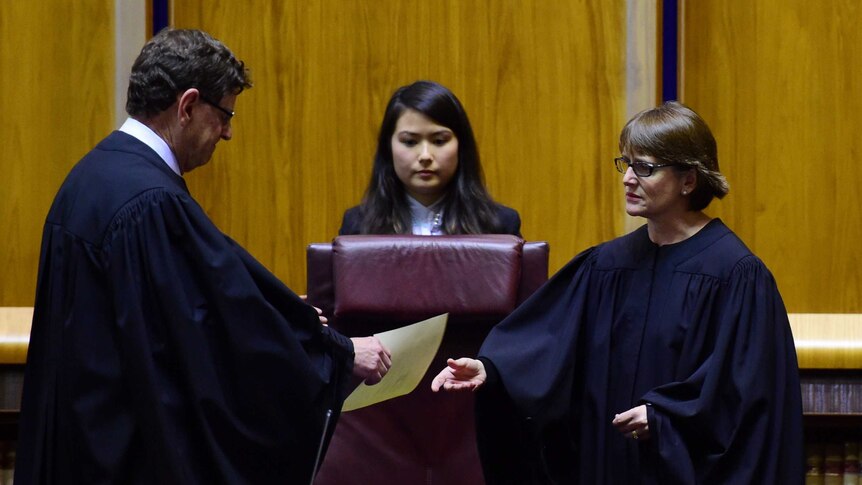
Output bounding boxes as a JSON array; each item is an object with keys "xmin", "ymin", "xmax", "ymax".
[{"xmin": 340, "ymin": 80, "xmax": 520, "ymax": 236}]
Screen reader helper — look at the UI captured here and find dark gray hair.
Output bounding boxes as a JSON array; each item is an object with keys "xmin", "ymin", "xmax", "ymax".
[
  {"xmin": 126, "ymin": 28, "xmax": 252, "ymax": 118},
  {"xmin": 620, "ymin": 101, "xmax": 729, "ymax": 211}
]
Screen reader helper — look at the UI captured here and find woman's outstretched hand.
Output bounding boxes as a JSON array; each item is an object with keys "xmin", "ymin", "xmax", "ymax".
[{"xmin": 431, "ymin": 357, "xmax": 486, "ymax": 392}]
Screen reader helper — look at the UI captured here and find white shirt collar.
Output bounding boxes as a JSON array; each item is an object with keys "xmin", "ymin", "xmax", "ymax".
[
  {"xmin": 407, "ymin": 195, "xmax": 445, "ymax": 235},
  {"xmin": 118, "ymin": 117, "xmax": 181, "ymax": 176}
]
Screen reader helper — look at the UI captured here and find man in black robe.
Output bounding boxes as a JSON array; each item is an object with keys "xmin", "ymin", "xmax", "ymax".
[{"xmin": 15, "ymin": 28, "xmax": 391, "ymax": 484}]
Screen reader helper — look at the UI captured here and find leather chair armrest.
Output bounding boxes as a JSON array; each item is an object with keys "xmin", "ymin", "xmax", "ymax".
[
  {"xmin": 306, "ymin": 243, "xmax": 335, "ymax": 318},
  {"xmin": 519, "ymin": 241, "xmax": 549, "ymax": 303}
]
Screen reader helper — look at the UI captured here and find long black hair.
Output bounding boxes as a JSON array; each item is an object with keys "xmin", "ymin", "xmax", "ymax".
[{"xmin": 359, "ymin": 81, "xmax": 500, "ymax": 234}]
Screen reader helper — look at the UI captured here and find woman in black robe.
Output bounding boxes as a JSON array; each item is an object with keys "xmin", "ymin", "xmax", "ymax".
[{"xmin": 431, "ymin": 101, "xmax": 804, "ymax": 484}]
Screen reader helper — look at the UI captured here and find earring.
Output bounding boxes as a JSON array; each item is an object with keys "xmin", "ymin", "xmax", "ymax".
[{"xmin": 682, "ymin": 190, "xmax": 688, "ymax": 195}]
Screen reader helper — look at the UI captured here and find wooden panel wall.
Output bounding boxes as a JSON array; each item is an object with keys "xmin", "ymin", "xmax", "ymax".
[
  {"xmin": 0, "ymin": 1, "xmax": 114, "ymax": 306},
  {"xmin": 6, "ymin": 1, "xmax": 853, "ymax": 315},
  {"xmin": 682, "ymin": 1, "xmax": 862, "ymax": 312},
  {"xmin": 173, "ymin": 1, "xmax": 627, "ymax": 292}
]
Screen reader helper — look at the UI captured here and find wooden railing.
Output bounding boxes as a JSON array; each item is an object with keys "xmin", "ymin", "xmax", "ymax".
[{"xmin": 1, "ymin": 309, "xmax": 861, "ymax": 439}]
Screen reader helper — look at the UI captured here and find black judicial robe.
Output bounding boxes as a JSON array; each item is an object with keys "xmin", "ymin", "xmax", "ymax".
[
  {"xmin": 476, "ymin": 220, "xmax": 804, "ymax": 484},
  {"xmin": 16, "ymin": 131, "xmax": 355, "ymax": 484}
]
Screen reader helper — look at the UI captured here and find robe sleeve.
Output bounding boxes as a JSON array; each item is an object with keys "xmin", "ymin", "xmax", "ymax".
[
  {"xmin": 474, "ymin": 249, "xmax": 596, "ymax": 483},
  {"xmin": 478, "ymin": 247, "xmax": 595, "ymax": 422},
  {"xmin": 639, "ymin": 256, "xmax": 804, "ymax": 484},
  {"xmin": 102, "ymin": 188, "xmax": 353, "ymax": 481}
]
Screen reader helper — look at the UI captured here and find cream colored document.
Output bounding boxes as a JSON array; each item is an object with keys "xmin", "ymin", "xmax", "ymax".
[{"xmin": 342, "ymin": 313, "xmax": 448, "ymax": 412}]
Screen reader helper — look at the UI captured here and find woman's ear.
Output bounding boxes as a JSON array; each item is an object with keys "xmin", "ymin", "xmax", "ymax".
[{"xmin": 682, "ymin": 167, "xmax": 698, "ymax": 195}]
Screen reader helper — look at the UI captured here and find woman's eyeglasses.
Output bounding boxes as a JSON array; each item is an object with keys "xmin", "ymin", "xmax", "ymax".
[{"xmin": 614, "ymin": 157, "xmax": 675, "ymax": 177}]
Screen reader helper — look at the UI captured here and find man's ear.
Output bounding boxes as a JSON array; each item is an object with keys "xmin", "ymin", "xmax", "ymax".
[{"xmin": 176, "ymin": 88, "xmax": 200, "ymax": 126}]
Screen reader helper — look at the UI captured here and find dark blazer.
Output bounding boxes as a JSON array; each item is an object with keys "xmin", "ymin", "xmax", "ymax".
[{"xmin": 338, "ymin": 204, "xmax": 522, "ymax": 236}]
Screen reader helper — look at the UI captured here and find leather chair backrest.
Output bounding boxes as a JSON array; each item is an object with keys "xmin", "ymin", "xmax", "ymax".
[{"xmin": 308, "ymin": 235, "xmax": 549, "ymax": 326}]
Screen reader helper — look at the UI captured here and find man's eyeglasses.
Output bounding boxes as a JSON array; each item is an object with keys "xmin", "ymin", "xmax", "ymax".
[
  {"xmin": 201, "ymin": 96, "xmax": 234, "ymax": 122},
  {"xmin": 614, "ymin": 157, "xmax": 675, "ymax": 177}
]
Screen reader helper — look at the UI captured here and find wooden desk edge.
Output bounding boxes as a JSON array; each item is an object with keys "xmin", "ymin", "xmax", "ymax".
[{"xmin": 1, "ymin": 308, "xmax": 861, "ymax": 368}]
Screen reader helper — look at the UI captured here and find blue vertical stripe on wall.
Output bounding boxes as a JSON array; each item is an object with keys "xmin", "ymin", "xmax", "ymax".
[
  {"xmin": 662, "ymin": 0, "xmax": 678, "ymax": 101},
  {"xmin": 153, "ymin": 0, "xmax": 169, "ymax": 36}
]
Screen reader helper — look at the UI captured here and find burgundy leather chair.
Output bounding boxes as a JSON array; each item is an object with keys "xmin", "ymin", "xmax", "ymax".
[{"xmin": 307, "ymin": 235, "xmax": 549, "ymax": 485}]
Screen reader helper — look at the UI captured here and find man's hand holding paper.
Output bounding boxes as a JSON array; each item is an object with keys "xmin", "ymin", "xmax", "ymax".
[
  {"xmin": 350, "ymin": 336, "xmax": 392, "ymax": 385},
  {"xmin": 342, "ymin": 314, "xmax": 448, "ymax": 411}
]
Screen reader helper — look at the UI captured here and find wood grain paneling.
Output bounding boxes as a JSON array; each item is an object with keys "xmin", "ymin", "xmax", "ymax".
[
  {"xmin": 791, "ymin": 314, "xmax": 862, "ymax": 369},
  {"xmin": 173, "ymin": 1, "xmax": 627, "ymax": 292},
  {"xmin": 682, "ymin": 1, "xmax": 862, "ymax": 312},
  {"xmin": 0, "ymin": 1, "xmax": 114, "ymax": 305},
  {"xmin": 0, "ymin": 308, "xmax": 32, "ymax": 364}
]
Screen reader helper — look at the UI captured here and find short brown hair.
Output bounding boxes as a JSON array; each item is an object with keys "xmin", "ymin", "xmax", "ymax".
[{"xmin": 619, "ymin": 101, "xmax": 729, "ymax": 211}]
